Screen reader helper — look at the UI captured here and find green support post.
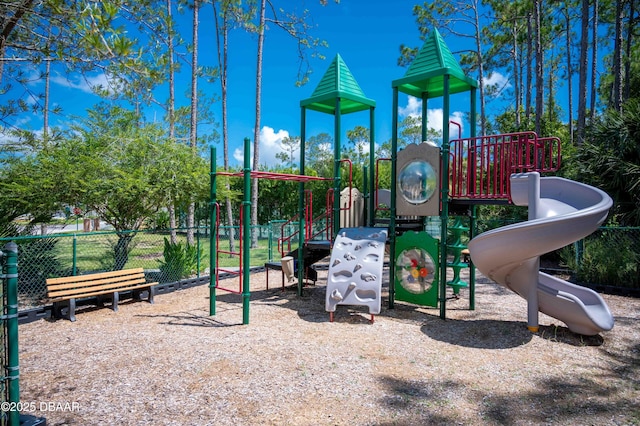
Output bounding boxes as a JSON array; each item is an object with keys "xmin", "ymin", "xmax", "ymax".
[
  {"xmin": 389, "ymin": 87, "xmax": 399, "ymax": 309},
  {"xmin": 196, "ymin": 216, "xmax": 201, "ymax": 278},
  {"xmin": 469, "ymin": 86, "xmax": 477, "ymax": 311},
  {"xmin": 298, "ymin": 107, "xmax": 307, "ymax": 296},
  {"xmin": 333, "ymin": 98, "xmax": 342, "ymax": 238},
  {"xmin": 368, "ymin": 106, "xmax": 376, "ymax": 227},
  {"xmin": 4, "ymin": 242, "xmax": 20, "ymax": 426},
  {"xmin": 439, "ymin": 75, "xmax": 451, "ymax": 320},
  {"xmin": 421, "ymin": 94, "xmax": 430, "ymax": 231},
  {"xmin": 421, "ymin": 93, "xmax": 428, "ymax": 142},
  {"xmin": 242, "ymin": 137, "xmax": 251, "ymax": 325},
  {"xmin": 469, "ymin": 206, "xmax": 477, "ymax": 310},
  {"xmin": 209, "ymin": 146, "xmax": 217, "ymax": 316}
]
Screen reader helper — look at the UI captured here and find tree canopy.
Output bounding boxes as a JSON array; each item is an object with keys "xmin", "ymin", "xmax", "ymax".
[{"xmin": 1, "ymin": 0, "xmax": 639, "ymax": 234}]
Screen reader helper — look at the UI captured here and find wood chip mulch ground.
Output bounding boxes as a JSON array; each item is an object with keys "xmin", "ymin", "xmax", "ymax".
[{"xmin": 17, "ymin": 265, "xmax": 640, "ymax": 425}]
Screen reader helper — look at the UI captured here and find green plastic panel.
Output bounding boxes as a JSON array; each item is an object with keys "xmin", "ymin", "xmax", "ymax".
[{"xmin": 394, "ymin": 231, "xmax": 439, "ymax": 307}]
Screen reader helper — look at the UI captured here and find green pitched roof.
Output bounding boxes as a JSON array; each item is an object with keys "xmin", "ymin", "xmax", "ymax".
[
  {"xmin": 392, "ymin": 28, "xmax": 477, "ymax": 98},
  {"xmin": 301, "ymin": 54, "xmax": 375, "ymax": 115}
]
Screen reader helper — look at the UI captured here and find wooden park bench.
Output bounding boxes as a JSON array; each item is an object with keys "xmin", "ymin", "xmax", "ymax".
[{"xmin": 46, "ymin": 268, "xmax": 157, "ymax": 322}]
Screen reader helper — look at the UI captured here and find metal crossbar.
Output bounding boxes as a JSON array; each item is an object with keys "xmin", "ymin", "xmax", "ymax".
[{"xmin": 215, "ymin": 170, "xmax": 332, "ymax": 182}]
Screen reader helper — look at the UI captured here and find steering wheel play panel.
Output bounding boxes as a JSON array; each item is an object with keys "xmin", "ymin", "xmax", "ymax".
[{"xmin": 394, "ymin": 231, "xmax": 439, "ymax": 307}]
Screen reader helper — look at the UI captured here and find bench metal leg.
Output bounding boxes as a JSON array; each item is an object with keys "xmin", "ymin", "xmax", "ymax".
[
  {"xmin": 52, "ymin": 300, "xmax": 76, "ymax": 322},
  {"xmin": 133, "ymin": 286, "xmax": 155, "ymax": 304},
  {"xmin": 67, "ymin": 298, "xmax": 76, "ymax": 322},
  {"xmin": 52, "ymin": 302, "xmax": 62, "ymax": 320},
  {"xmin": 112, "ymin": 291, "xmax": 119, "ymax": 312}
]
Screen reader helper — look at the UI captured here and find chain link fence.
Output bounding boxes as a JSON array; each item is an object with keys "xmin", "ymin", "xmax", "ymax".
[
  {"xmin": 477, "ymin": 220, "xmax": 640, "ymax": 290},
  {"xmin": 2, "ymin": 222, "xmax": 638, "ymax": 313},
  {"xmin": 558, "ymin": 227, "xmax": 640, "ymax": 289},
  {"xmin": 1, "ymin": 223, "xmax": 289, "ymax": 312},
  {"xmin": 0, "ymin": 243, "xmax": 20, "ymax": 426},
  {"xmin": 0, "ymin": 248, "xmax": 7, "ymax": 426}
]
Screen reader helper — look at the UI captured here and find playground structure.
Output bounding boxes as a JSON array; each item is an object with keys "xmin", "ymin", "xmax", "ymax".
[{"xmin": 208, "ymin": 29, "xmax": 615, "ymax": 335}]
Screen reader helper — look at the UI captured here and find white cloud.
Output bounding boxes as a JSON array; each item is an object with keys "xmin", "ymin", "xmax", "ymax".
[
  {"xmin": 12, "ymin": 116, "xmax": 32, "ymax": 127},
  {"xmin": 233, "ymin": 126, "xmax": 294, "ymax": 167},
  {"xmin": 25, "ymin": 68, "xmax": 42, "ymax": 86},
  {"xmin": 317, "ymin": 142, "xmax": 332, "ymax": 153},
  {"xmin": 51, "ymin": 72, "xmax": 120, "ymax": 95},
  {"xmin": 398, "ymin": 96, "xmax": 422, "ymax": 118},
  {"xmin": 449, "ymin": 111, "xmax": 465, "ymax": 139},
  {"xmin": 483, "ymin": 71, "xmax": 512, "ymax": 95},
  {"xmin": 399, "ymin": 98, "xmax": 466, "ymax": 143},
  {"xmin": 25, "ymin": 93, "xmax": 39, "ymax": 106}
]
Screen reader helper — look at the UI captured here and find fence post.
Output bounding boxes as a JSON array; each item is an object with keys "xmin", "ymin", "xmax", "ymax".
[
  {"xmin": 196, "ymin": 226, "xmax": 201, "ymax": 278},
  {"xmin": 267, "ymin": 222, "xmax": 273, "ymax": 262},
  {"xmin": 3, "ymin": 242, "xmax": 19, "ymax": 426},
  {"xmin": 209, "ymin": 145, "xmax": 217, "ymax": 316},
  {"xmin": 72, "ymin": 234, "xmax": 78, "ymax": 276},
  {"xmin": 574, "ymin": 239, "xmax": 584, "ymax": 272}
]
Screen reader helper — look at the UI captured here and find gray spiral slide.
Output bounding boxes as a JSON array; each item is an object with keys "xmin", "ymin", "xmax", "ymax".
[{"xmin": 468, "ymin": 172, "xmax": 615, "ymax": 335}]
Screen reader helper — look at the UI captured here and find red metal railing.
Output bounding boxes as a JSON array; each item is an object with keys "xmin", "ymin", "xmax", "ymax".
[
  {"xmin": 449, "ymin": 132, "xmax": 561, "ymax": 201},
  {"xmin": 276, "ymin": 188, "xmax": 334, "ymax": 258},
  {"xmin": 536, "ymin": 136, "xmax": 562, "ymax": 172},
  {"xmin": 212, "ymin": 202, "xmax": 243, "ymax": 294},
  {"xmin": 278, "ymin": 214, "xmax": 299, "ymax": 258},
  {"xmin": 275, "ymin": 160, "xmax": 353, "ymax": 255},
  {"xmin": 306, "ymin": 189, "xmax": 333, "ymax": 242}
]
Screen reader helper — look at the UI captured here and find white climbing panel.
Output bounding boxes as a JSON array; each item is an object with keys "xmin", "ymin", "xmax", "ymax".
[{"xmin": 325, "ymin": 227, "xmax": 388, "ymax": 316}]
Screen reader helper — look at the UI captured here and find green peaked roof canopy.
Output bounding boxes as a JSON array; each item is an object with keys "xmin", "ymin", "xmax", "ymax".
[
  {"xmin": 301, "ymin": 54, "xmax": 375, "ymax": 115},
  {"xmin": 392, "ymin": 28, "xmax": 477, "ymax": 98}
]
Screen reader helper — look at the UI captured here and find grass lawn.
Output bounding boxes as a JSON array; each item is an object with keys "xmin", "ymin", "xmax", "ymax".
[{"xmin": 47, "ymin": 230, "xmax": 280, "ymax": 273}]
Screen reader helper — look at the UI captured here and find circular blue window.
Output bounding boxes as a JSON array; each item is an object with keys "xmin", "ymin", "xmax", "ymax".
[{"xmin": 398, "ymin": 160, "xmax": 437, "ymax": 205}]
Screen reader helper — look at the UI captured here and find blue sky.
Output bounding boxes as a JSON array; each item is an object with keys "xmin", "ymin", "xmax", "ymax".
[
  {"xmin": 9, "ymin": 1, "xmax": 511, "ymax": 168},
  {"xmin": 215, "ymin": 1, "xmax": 490, "ymax": 167}
]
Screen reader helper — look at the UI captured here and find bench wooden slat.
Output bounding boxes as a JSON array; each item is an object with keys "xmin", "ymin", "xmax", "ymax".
[
  {"xmin": 48, "ymin": 277, "xmax": 148, "ymax": 299},
  {"xmin": 46, "ymin": 268, "xmax": 145, "ymax": 285},
  {"xmin": 49, "ymin": 282, "xmax": 156, "ymax": 303},
  {"xmin": 45, "ymin": 268, "xmax": 156, "ymax": 321},
  {"xmin": 47, "ymin": 273, "xmax": 145, "ymax": 292}
]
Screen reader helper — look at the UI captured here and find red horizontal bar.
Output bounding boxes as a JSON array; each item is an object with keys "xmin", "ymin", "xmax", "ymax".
[
  {"xmin": 215, "ymin": 170, "xmax": 332, "ymax": 182},
  {"xmin": 214, "ymin": 284, "xmax": 242, "ymax": 294}
]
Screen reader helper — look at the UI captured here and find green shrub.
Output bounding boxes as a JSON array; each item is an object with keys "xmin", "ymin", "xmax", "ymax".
[
  {"xmin": 560, "ymin": 231, "xmax": 639, "ymax": 288},
  {"xmin": 158, "ymin": 237, "xmax": 201, "ymax": 282},
  {"xmin": 146, "ymin": 210, "xmax": 170, "ymax": 230}
]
